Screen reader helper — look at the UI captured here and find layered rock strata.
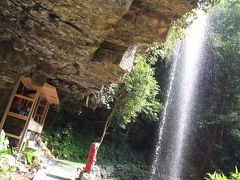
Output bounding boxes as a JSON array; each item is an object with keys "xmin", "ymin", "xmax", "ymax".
[{"xmin": 0, "ymin": 0, "xmax": 198, "ymax": 105}]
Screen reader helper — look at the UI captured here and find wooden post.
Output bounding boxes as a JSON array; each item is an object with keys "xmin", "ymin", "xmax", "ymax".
[
  {"xmin": 40, "ymin": 102, "xmax": 50, "ymax": 126},
  {"xmin": 0, "ymin": 78, "xmax": 21, "ymax": 130},
  {"xmin": 17, "ymin": 87, "xmax": 41, "ymax": 151},
  {"xmin": 32, "ymin": 97, "xmax": 41, "ymax": 122}
]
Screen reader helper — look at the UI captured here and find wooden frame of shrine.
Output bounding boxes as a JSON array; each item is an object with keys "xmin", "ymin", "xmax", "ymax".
[{"xmin": 0, "ymin": 76, "xmax": 59, "ymax": 150}]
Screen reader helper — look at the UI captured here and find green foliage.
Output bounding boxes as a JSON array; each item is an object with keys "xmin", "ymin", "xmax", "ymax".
[
  {"xmin": 26, "ymin": 149, "xmax": 34, "ymax": 164},
  {"xmin": 97, "ymin": 141, "xmax": 146, "ymax": 165},
  {"xmin": 205, "ymin": 167, "xmax": 240, "ymax": 180},
  {"xmin": 114, "ymin": 55, "xmax": 163, "ymax": 128},
  {"xmin": 0, "ymin": 130, "xmax": 16, "ymax": 180},
  {"xmin": 12, "ymin": 139, "xmax": 36, "ymax": 165},
  {"xmin": 190, "ymin": 0, "xmax": 240, "ymax": 176},
  {"xmin": 170, "ymin": 0, "xmax": 221, "ymax": 40},
  {"xmin": 42, "ymin": 54, "xmax": 161, "ymax": 166},
  {"xmin": 0, "ymin": 131, "xmax": 10, "ymax": 151},
  {"xmin": 146, "ymin": 0, "xmax": 222, "ymax": 62},
  {"xmin": 206, "ymin": 172, "xmax": 229, "ymax": 180},
  {"xmin": 208, "ymin": 113, "xmax": 240, "ymax": 171},
  {"xmin": 204, "ymin": 0, "xmax": 240, "ymax": 170},
  {"xmin": 42, "ymin": 125, "xmax": 146, "ymax": 166},
  {"xmin": 42, "ymin": 124, "xmax": 90, "ymax": 160}
]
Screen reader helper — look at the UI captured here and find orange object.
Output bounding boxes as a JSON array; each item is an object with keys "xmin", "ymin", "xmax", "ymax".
[{"xmin": 85, "ymin": 142, "xmax": 100, "ymax": 173}]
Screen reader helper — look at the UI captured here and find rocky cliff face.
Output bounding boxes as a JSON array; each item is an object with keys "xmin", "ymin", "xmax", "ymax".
[{"xmin": 0, "ymin": 0, "xmax": 198, "ymax": 106}]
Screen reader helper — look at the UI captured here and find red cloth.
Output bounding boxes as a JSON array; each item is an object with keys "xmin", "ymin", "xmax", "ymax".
[{"xmin": 17, "ymin": 93, "xmax": 24, "ymax": 105}]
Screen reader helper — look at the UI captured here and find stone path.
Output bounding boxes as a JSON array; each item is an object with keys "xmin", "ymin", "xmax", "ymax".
[{"xmin": 34, "ymin": 160, "xmax": 84, "ymax": 180}]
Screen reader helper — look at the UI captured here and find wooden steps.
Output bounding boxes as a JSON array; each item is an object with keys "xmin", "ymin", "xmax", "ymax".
[
  {"xmin": 5, "ymin": 133, "xmax": 20, "ymax": 139},
  {"xmin": 0, "ymin": 76, "xmax": 58, "ymax": 151},
  {"xmin": 8, "ymin": 112, "xmax": 27, "ymax": 121},
  {"xmin": 15, "ymin": 94, "xmax": 34, "ymax": 102}
]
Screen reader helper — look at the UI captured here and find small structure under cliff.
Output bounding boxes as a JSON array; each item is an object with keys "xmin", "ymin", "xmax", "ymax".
[{"xmin": 0, "ymin": 0, "xmax": 198, "ymax": 106}]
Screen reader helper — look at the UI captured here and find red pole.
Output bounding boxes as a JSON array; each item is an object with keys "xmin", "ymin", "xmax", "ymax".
[{"xmin": 85, "ymin": 142, "xmax": 100, "ymax": 174}]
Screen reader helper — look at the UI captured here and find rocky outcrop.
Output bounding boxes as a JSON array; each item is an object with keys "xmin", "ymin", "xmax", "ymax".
[
  {"xmin": 75, "ymin": 164, "xmax": 149, "ymax": 180},
  {"xmin": 0, "ymin": 0, "xmax": 198, "ymax": 105}
]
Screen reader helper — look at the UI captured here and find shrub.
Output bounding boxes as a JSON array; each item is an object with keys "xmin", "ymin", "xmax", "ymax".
[
  {"xmin": 205, "ymin": 167, "xmax": 240, "ymax": 180},
  {"xmin": 42, "ymin": 125, "xmax": 147, "ymax": 166},
  {"xmin": 0, "ymin": 130, "xmax": 16, "ymax": 179}
]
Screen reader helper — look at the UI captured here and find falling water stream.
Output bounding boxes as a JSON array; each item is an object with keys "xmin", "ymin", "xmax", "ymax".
[{"xmin": 150, "ymin": 13, "xmax": 208, "ymax": 180}]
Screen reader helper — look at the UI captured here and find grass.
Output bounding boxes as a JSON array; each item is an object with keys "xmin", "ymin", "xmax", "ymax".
[{"xmin": 58, "ymin": 159, "xmax": 85, "ymax": 167}]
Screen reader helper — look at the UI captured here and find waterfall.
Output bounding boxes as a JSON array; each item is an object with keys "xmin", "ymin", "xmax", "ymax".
[
  {"xmin": 150, "ymin": 12, "xmax": 208, "ymax": 180},
  {"xmin": 150, "ymin": 41, "xmax": 181, "ymax": 178}
]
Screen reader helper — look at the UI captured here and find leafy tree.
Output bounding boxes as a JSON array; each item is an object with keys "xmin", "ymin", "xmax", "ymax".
[
  {"xmin": 110, "ymin": 55, "xmax": 163, "ymax": 128},
  {"xmin": 146, "ymin": 0, "xmax": 222, "ymax": 63},
  {"xmin": 191, "ymin": 0, "xmax": 240, "ymax": 175}
]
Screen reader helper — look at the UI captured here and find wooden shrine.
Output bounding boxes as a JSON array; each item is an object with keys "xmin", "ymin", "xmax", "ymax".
[{"xmin": 0, "ymin": 76, "xmax": 59, "ymax": 150}]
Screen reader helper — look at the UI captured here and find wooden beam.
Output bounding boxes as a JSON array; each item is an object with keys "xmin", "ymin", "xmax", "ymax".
[
  {"xmin": 33, "ymin": 97, "xmax": 41, "ymax": 121},
  {"xmin": 41, "ymin": 83, "xmax": 59, "ymax": 104},
  {"xmin": 8, "ymin": 112, "xmax": 27, "ymax": 121},
  {"xmin": 0, "ymin": 79, "xmax": 21, "ymax": 130},
  {"xmin": 5, "ymin": 133, "xmax": 20, "ymax": 139},
  {"xmin": 15, "ymin": 94, "xmax": 34, "ymax": 102},
  {"xmin": 17, "ymin": 87, "xmax": 41, "ymax": 151},
  {"xmin": 28, "ymin": 119, "xmax": 43, "ymax": 133},
  {"xmin": 40, "ymin": 103, "xmax": 49, "ymax": 126},
  {"xmin": 20, "ymin": 76, "xmax": 39, "ymax": 91}
]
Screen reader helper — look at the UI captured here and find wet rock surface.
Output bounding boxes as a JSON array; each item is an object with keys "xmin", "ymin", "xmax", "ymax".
[
  {"xmin": 100, "ymin": 164, "xmax": 149, "ymax": 180},
  {"xmin": 0, "ymin": 0, "xmax": 198, "ymax": 106},
  {"xmin": 75, "ymin": 164, "xmax": 149, "ymax": 180}
]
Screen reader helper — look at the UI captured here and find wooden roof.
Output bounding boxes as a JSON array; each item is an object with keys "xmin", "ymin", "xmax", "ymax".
[
  {"xmin": 41, "ymin": 83, "xmax": 59, "ymax": 105},
  {"xmin": 20, "ymin": 77, "xmax": 38, "ymax": 90},
  {"xmin": 20, "ymin": 77, "xmax": 60, "ymax": 104}
]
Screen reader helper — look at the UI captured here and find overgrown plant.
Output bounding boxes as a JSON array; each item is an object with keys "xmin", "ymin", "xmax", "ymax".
[
  {"xmin": 42, "ymin": 125, "xmax": 146, "ymax": 166},
  {"xmin": 0, "ymin": 130, "xmax": 16, "ymax": 180},
  {"xmin": 42, "ymin": 124, "xmax": 90, "ymax": 160},
  {"xmin": 112, "ymin": 55, "xmax": 163, "ymax": 128},
  {"xmin": 146, "ymin": 0, "xmax": 222, "ymax": 62},
  {"xmin": 13, "ymin": 139, "xmax": 36, "ymax": 165},
  {"xmin": 205, "ymin": 167, "xmax": 240, "ymax": 180},
  {"xmin": 193, "ymin": 0, "xmax": 240, "ymax": 174}
]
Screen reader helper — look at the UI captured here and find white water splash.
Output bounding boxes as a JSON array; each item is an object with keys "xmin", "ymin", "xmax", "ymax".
[
  {"xmin": 170, "ymin": 13, "xmax": 208, "ymax": 178},
  {"xmin": 150, "ymin": 42, "xmax": 181, "ymax": 178},
  {"xmin": 151, "ymin": 12, "xmax": 208, "ymax": 180}
]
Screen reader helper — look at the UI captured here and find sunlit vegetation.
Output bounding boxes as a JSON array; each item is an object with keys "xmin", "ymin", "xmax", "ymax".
[
  {"xmin": 40, "ymin": 0, "xmax": 239, "ymax": 179},
  {"xmin": 196, "ymin": 0, "xmax": 240, "ymax": 175},
  {"xmin": 205, "ymin": 168, "xmax": 240, "ymax": 180}
]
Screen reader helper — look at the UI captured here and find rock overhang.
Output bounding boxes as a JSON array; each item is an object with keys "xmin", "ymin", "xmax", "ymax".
[{"xmin": 0, "ymin": 0, "xmax": 199, "ymax": 106}]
